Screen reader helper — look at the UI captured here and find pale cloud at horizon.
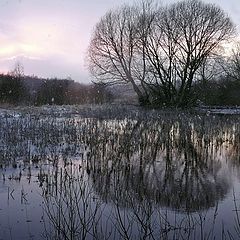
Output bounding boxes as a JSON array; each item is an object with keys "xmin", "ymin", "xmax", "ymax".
[{"xmin": 0, "ymin": 0, "xmax": 239, "ymax": 83}]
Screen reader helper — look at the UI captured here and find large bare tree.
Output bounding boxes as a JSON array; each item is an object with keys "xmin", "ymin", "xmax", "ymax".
[{"xmin": 88, "ymin": 0, "xmax": 235, "ymax": 107}]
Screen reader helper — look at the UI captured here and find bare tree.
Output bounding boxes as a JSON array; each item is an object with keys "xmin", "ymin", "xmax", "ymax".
[
  {"xmin": 225, "ymin": 43, "xmax": 240, "ymax": 80},
  {"xmin": 145, "ymin": 0, "xmax": 235, "ymax": 107},
  {"xmin": 11, "ymin": 61, "xmax": 25, "ymax": 79},
  {"xmin": 88, "ymin": 1, "xmax": 156, "ymax": 105}
]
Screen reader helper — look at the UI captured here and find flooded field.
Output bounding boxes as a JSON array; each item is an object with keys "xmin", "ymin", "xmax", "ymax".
[{"xmin": 0, "ymin": 105, "xmax": 239, "ymax": 240}]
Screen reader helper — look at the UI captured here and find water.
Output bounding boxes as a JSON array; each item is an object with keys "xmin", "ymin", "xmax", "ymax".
[{"xmin": 0, "ymin": 106, "xmax": 239, "ymax": 239}]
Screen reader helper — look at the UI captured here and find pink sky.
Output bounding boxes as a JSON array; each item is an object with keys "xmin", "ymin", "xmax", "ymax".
[{"xmin": 0, "ymin": 0, "xmax": 239, "ymax": 83}]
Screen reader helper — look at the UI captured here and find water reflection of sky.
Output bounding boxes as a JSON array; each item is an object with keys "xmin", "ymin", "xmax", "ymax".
[{"xmin": 0, "ymin": 175, "xmax": 45, "ymax": 240}]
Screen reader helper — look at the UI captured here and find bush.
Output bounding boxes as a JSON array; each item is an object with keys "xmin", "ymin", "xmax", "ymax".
[
  {"xmin": 0, "ymin": 74, "xmax": 27, "ymax": 104},
  {"xmin": 193, "ymin": 76, "xmax": 240, "ymax": 106}
]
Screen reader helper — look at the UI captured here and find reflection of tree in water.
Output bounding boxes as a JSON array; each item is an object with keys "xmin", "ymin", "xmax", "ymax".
[
  {"xmin": 88, "ymin": 116, "xmax": 239, "ymax": 212},
  {"xmin": 39, "ymin": 114, "xmax": 240, "ymax": 240}
]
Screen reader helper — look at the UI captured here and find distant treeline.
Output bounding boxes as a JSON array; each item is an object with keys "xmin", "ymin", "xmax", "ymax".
[
  {"xmin": 0, "ymin": 74, "xmax": 113, "ymax": 105},
  {"xmin": 0, "ymin": 72, "xmax": 240, "ymax": 106}
]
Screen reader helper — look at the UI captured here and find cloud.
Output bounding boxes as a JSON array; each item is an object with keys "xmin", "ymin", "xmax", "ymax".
[{"xmin": 0, "ymin": 54, "xmax": 43, "ymax": 61}]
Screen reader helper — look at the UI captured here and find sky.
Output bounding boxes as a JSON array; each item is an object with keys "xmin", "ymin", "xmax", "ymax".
[{"xmin": 0, "ymin": 0, "xmax": 239, "ymax": 83}]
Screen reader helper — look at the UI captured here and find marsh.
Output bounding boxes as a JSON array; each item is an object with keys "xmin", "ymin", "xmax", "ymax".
[{"xmin": 0, "ymin": 105, "xmax": 239, "ymax": 239}]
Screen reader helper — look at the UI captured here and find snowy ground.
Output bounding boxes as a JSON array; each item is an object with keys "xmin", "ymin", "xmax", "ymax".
[
  {"xmin": 0, "ymin": 104, "xmax": 240, "ymax": 119},
  {"xmin": 196, "ymin": 106, "xmax": 240, "ymax": 115}
]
